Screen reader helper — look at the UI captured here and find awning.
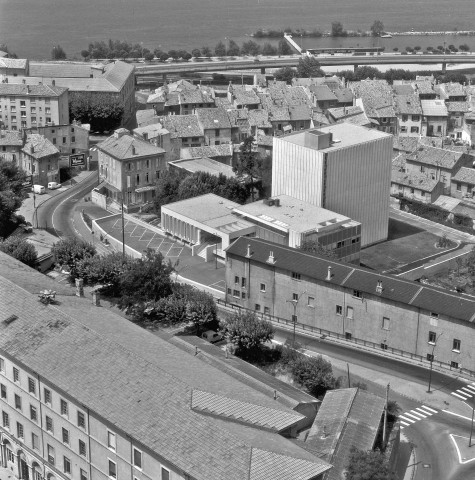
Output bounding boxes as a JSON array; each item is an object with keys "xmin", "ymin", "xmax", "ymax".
[{"xmin": 135, "ymin": 185, "xmax": 155, "ymax": 193}]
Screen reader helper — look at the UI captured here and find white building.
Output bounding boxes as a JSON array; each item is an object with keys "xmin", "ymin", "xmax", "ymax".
[{"xmin": 272, "ymin": 123, "xmax": 393, "ymax": 247}]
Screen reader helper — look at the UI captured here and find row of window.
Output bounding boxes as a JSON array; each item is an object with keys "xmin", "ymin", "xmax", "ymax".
[
  {"xmin": 401, "ymin": 115, "xmax": 421, "ymax": 122},
  {"xmin": 1, "ymin": 98, "xmax": 51, "ymax": 104},
  {"xmin": 2, "ymin": 106, "xmax": 51, "ymax": 114},
  {"xmin": 52, "ymin": 136, "xmax": 76, "ymax": 145},
  {"xmin": 400, "ymin": 126, "xmax": 420, "ymax": 133},
  {"xmin": 6, "ymin": 116, "xmax": 52, "ymax": 124}
]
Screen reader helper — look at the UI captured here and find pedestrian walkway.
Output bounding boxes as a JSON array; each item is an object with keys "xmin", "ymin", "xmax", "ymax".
[
  {"xmin": 399, "ymin": 405, "xmax": 439, "ymax": 430},
  {"xmin": 450, "ymin": 381, "xmax": 475, "ymax": 401}
]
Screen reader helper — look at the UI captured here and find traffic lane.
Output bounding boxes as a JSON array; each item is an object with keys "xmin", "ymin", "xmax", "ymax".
[{"xmin": 272, "ymin": 326, "xmax": 471, "ymax": 401}]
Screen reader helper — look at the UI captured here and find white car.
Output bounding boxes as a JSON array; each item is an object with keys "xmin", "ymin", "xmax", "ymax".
[
  {"xmin": 201, "ymin": 330, "xmax": 224, "ymax": 343},
  {"xmin": 48, "ymin": 182, "xmax": 61, "ymax": 190}
]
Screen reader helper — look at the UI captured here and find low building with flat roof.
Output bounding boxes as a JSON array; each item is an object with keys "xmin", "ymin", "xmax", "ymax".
[{"xmin": 169, "ymin": 157, "xmax": 236, "ymax": 178}]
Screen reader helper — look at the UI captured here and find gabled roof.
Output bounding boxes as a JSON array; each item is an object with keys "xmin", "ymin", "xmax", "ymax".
[
  {"xmin": 180, "ymin": 144, "xmax": 233, "ymax": 159},
  {"xmin": 169, "ymin": 157, "xmax": 235, "ymax": 178},
  {"xmin": 22, "ymin": 134, "xmax": 59, "ymax": 159},
  {"xmin": 421, "ymin": 99, "xmax": 448, "ymax": 117},
  {"xmin": 136, "ymin": 109, "xmax": 159, "ymax": 127},
  {"xmin": 452, "ymin": 166, "xmax": 475, "ymax": 185},
  {"xmin": 392, "ymin": 84, "xmax": 415, "ymax": 95},
  {"xmin": 327, "ymin": 105, "xmax": 363, "ymax": 121},
  {"xmin": 97, "ymin": 130, "xmax": 164, "ymax": 160},
  {"xmin": 406, "ymin": 145, "xmax": 468, "ymax": 169},
  {"xmin": 394, "ymin": 95, "xmax": 422, "ymax": 115},
  {"xmin": 446, "ymin": 101, "xmax": 471, "ymax": 113},
  {"xmin": 332, "ymin": 88, "xmax": 353, "ymax": 104},
  {"xmin": 0, "ymin": 83, "xmax": 67, "ymax": 97},
  {"xmin": 391, "ymin": 168, "xmax": 440, "ymax": 192},
  {"xmin": 269, "ymin": 106, "xmax": 290, "ymax": 122},
  {"xmin": 350, "ymin": 79, "xmax": 396, "ymax": 118},
  {"xmin": 393, "ymin": 136, "xmax": 419, "ymax": 153},
  {"xmin": 0, "ymin": 58, "xmax": 28, "ymax": 70},
  {"xmin": 309, "ymin": 85, "xmax": 337, "ymax": 102},
  {"xmin": 196, "ymin": 107, "xmax": 232, "ymax": 129},
  {"xmin": 226, "ymin": 237, "xmax": 475, "ymax": 322},
  {"xmin": 231, "ymin": 86, "xmax": 261, "ymax": 106},
  {"xmin": 29, "ymin": 61, "xmax": 104, "ymax": 78},
  {"xmin": 289, "ymin": 105, "xmax": 312, "ymax": 121},
  {"xmin": 249, "ymin": 109, "xmax": 272, "ymax": 128},
  {"xmin": 157, "ymin": 114, "xmax": 203, "ymax": 138},
  {"xmin": 0, "ymin": 130, "xmax": 23, "ymax": 146}
]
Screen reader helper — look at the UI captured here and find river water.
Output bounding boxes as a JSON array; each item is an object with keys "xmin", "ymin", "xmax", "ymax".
[{"xmin": 0, "ymin": 0, "xmax": 474, "ymax": 59}]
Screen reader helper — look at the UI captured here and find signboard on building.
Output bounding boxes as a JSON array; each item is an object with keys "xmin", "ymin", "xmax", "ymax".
[
  {"xmin": 70, "ymin": 153, "xmax": 86, "ymax": 167},
  {"xmin": 22, "ymin": 175, "xmax": 33, "ymax": 189}
]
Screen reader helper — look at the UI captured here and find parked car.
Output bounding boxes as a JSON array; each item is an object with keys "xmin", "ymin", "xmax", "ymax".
[
  {"xmin": 201, "ymin": 330, "xmax": 224, "ymax": 343},
  {"xmin": 32, "ymin": 185, "xmax": 45, "ymax": 194},
  {"xmin": 48, "ymin": 181, "xmax": 61, "ymax": 190}
]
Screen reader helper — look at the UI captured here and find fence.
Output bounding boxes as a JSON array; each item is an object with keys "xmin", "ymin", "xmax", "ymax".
[{"xmin": 216, "ymin": 298, "xmax": 475, "ymax": 380}]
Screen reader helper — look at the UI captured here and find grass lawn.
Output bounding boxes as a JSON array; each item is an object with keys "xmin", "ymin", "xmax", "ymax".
[{"xmin": 360, "ymin": 218, "xmax": 457, "ymax": 273}]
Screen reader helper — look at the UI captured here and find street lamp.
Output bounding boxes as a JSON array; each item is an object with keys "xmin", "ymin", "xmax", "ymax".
[
  {"xmin": 427, "ymin": 332, "xmax": 444, "ymax": 393},
  {"xmin": 286, "ymin": 291, "xmax": 307, "ymax": 348}
]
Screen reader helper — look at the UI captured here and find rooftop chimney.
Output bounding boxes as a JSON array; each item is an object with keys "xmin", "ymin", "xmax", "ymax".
[
  {"xmin": 326, "ymin": 266, "xmax": 333, "ymax": 281},
  {"xmin": 376, "ymin": 280, "xmax": 383, "ymax": 294},
  {"xmin": 266, "ymin": 251, "xmax": 276, "ymax": 265},
  {"xmin": 52, "ymin": 79, "xmax": 55, "ymax": 86},
  {"xmin": 245, "ymin": 244, "xmax": 252, "ymax": 258},
  {"xmin": 131, "ymin": 145, "xmax": 136, "ymax": 155},
  {"xmin": 22, "ymin": 79, "xmax": 26, "ymax": 84},
  {"xmin": 30, "ymin": 145, "xmax": 34, "ymax": 154}
]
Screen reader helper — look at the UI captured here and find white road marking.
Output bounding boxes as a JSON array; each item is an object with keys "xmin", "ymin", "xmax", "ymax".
[
  {"xmin": 456, "ymin": 389, "xmax": 471, "ymax": 398},
  {"xmin": 400, "ymin": 421, "xmax": 410, "ymax": 426},
  {"xmin": 451, "ymin": 391, "xmax": 467, "ymax": 399},
  {"xmin": 449, "ymin": 434, "xmax": 475, "ymax": 464},
  {"xmin": 417, "ymin": 407, "xmax": 433, "ymax": 416},
  {"xmin": 460, "ymin": 387, "xmax": 474, "ymax": 396},
  {"xmin": 410, "ymin": 410, "xmax": 426, "ymax": 418},
  {"xmin": 443, "ymin": 410, "xmax": 474, "ymax": 421},
  {"xmin": 403, "ymin": 412, "xmax": 422, "ymax": 421},
  {"xmin": 421, "ymin": 405, "xmax": 438, "ymax": 414},
  {"xmin": 399, "ymin": 415, "xmax": 416, "ymax": 424},
  {"xmin": 464, "ymin": 385, "xmax": 475, "ymax": 393}
]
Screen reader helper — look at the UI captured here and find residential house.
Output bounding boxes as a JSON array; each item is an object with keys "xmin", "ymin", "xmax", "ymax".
[
  {"xmin": 20, "ymin": 133, "xmax": 60, "ymax": 187},
  {"xmin": 226, "ymin": 108, "xmax": 250, "ymax": 143},
  {"xmin": 227, "ymin": 85, "xmax": 260, "ymax": 110},
  {"xmin": 180, "ymin": 144, "xmax": 234, "ymax": 165},
  {"xmin": 412, "ymin": 80, "xmax": 437, "ymax": 100},
  {"xmin": 446, "ymin": 102, "xmax": 471, "ymax": 139},
  {"xmin": 248, "ymin": 109, "xmax": 273, "ymax": 136},
  {"xmin": 421, "ymin": 100, "xmax": 448, "ymax": 137},
  {"xmin": 97, "ymin": 128, "xmax": 166, "ymax": 208},
  {"xmin": 0, "ymin": 58, "xmax": 29, "ymax": 76},
  {"xmin": 0, "ymin": 82, "xmax": 68, "ymax": 131},
  {"xmin": 0, "ymin": 130, "xmax": 22, "ymax": 163},
  {"xmin": 405, "ymin": 145, "xmax": 473, "ymax": 194},
  {"xmin": 436, "ymin": 82, "xmax": 467, "ymax": 102},
  {"xmin": 309, "ymin": 85, "xmax": 338, "ymax": 110},
  {"xmin": 462, "ymin": 111, "xmax": 475, "ymax": 145},
  {"xmin": 178, "ymin": 85, "xmax": 215, "ymax": 114},
  {"xmin": 196, "ymin": 107, "xmax": 233, "ymax": 146},
  {"xmin": 326, "ymin": 105, "xmax": 370, "ymax": 127},
  {"xmin": 451, "ymin": 167, "xmax": 475, "ymax": 199},
  {"xmin": 133, "ymin": 123, "xmax": 172, "ymax": 160},
  {"xmin": 392, "ymin": 84, "xmax": 415, "ymax": 96},
  {"xmin": 289, "ymin": 105, "xmax": 313, "ymax": 131},
  {"xmin": 332, "ymin": 88, "xmax": 354, "ymax": 107},
  {"xmin": 168, "ymin": 157, "xmax": 236, "ymax": 179},
  {"xmin": 394, "ymin": 95, "xmax": 422, "ymax": 136},
  {"xmin": 268, "ymin": 106, "xmax": 291, "ymax": 134}
]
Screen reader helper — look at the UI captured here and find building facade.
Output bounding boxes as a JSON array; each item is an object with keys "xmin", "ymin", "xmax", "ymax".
[{"xmin": 20, "ymin": 134, "xmax": 60, "ymax": 187}]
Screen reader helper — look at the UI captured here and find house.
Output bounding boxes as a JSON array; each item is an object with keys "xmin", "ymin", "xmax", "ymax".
[
  {"xmin": 451, "ymin": 167, "xmax": 475, "ymax": 199},
  {"xmin": 0, "ymin": 82, "xmax": 68, "ymax": 131},
  {"xmin": 412, "ymin": 80, "xmax": 437, "ymax": 100},
  {"xmin": 180, "ymin": 144, "xmax": 234, "ymax": 165},
  {"xmin": 196, "ymin": 107, "xmax": 232, "ymax": 146},
  {"xmin": 272, "ymin": 123, "xmax": 393, "ymax": 247},
  {"xmin": 446, "ymin": 102, "xmax": 471, "ymax": 139},
  {"xmin": 225, "ymin": 236, "xmax": 475, "ymax": 373},
  {"xmin": 0, "ymin": 57, "xmax": 29, "ymax": 76},
  {"xmin": 248, "ymin": 109, "xmax": 273, "ymax": 136},
  {"xmin": 0, "ymin": 130, "xmax": 22, "ymax": 163},
  {"xmin": 436, "ymin": 82, "xmax": 467, "ymax": 102},
  {"xmin": 404, "ymin": 145, "xmax": 473, "ymax": 194},
  {"xmin": 462, "ymin": 111, "xmax": 475, "ymax": 145},
  {"xmin": 20, "ymin": 133, "xmax": 60, "ymax": 187},
  {"xmin": 227, "ymin": 85, "xmax": 260, "ymax": 110},
  {"xmin": 268, "ymin": 106, "xmax": 291, "ymax": 134},
  {"xmin": 332, "ymin": 88, "xmax": 354, "ymax": 107},
  {"xmin": 309, "ymin": 85, "xmax": 338, "ymax": 110},
  {"xmin": 421, "ymin": 100, "xmax": 448, "ymax": 137},
  {"xmin": 226, "ymin": 108, "xmax": 250, "ymax": 143},
  {"xmin": 394, "ymin": 95, "xmax": 422, "ymax": 136},
  {"xmin": 289, "ymin": 105, "xmax": 313, "ymax": 131},
  {"xmin": 168, "ymin": 157, "xmax": 236, "ymax": 179},
  {"xmin": 97, "ymin": 128, "xmax": 166, "ymax": 208},
  {"xmin": 326, "ymin": 105, "xmax": 370, "ymax": 127}
]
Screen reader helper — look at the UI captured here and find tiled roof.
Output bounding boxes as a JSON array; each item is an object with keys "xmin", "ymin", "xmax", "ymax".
[
  {"xmin": 248, "ymin": 109, "xmax": 272, "ymax": 128},
  {"xmin": 231, "ymin": 86, "xmax": 261, "ymax": 106},
  {"xmin": 97, "ymin": 130, "xmax": 164, "ymax": 159},
  {"xmin": 0, "ymin": 83, "xmax": 67, "ymax": 97},
  {"xmin": 269, "ymin": 106, "xmax": 290, "ymax": 122},
  {"xmin": 226, "ymin": 109, "xmax": 250, "ymax": 128},
  {"xmin": 392, "ymin": 84, "xmax": 415, "ymax": 95},
  {"xmin": 393, "ymin": 136, "xmax": 419, "ymax": 153},
  {"xmin": 99, "ymin": 61, "xmax": 134, "ymax": 90},
  {"xmin": 332, "ymin": 88, "xmax": 353, "ymax": 104},
  {"xmin": 413, "ymin": 80, "xmax": 435, "ymax": 95},
  {"xmin": 181, "ymin": 144, "xmax": 233, "ymax": 159},
  {"xmin": 446, "ymin": 101, "xmax": 471, "ymax": 113},
  {"xmin": 147, "ymin": 91, "xmax": 166, "ymax": 104},
  {"xmin": 0, "ymin": 58, "xmax": 28, "ymax": 70},
  {"xmin": 350, "ymin": 80, "xmax": 396, "ymax": 118},
  {"xmin": 309, "ymin": 85, "xmax": 337, "ymax": 102},
  {"xmin": 133, "ymin": 123, "xmax": 169, "ymax": 139},
  {"xmin": 391, "ymin": 168, "xmax": 440, "ymax": 192},
  {"xmin": 312, "ymin": 111, "xmax": 331, "ymax": 125},
  {"xmin": 421, "ymin": 99, "xmax": 448, "ymax": 117},
  {"xmin": 289, "ymin": 105, "xmax": 312, "ymax": 121},
  {"xmin": 136, "ymin": 109, "xmax": 159, "ymax": 127},
  {"xmin": 394, "ymin": 95, "xmax": 422, "ymax": 115},
  {"xmin": 157, "ymin": 115, "xmax": 203, "ymax": 138},
  {"xmin": 0, "ymin": 130, "xmax": 23, "ymax": 146},
  {"xmin": 419, "ymin": 136, "xmax": 443, "ymax": 148},
  {"xmin": 327, "ymin": 105, "xmax": 363, "ymax": 120},
  {"xmin": 452, "ymin": 167, "xmax": 475, "ymax": 184},
  {"xmin": 214, "ymin": 96, "xmax": 233, "ymax": 108},
  {"xmin": 22, "ymin": 134, "xmax": 59, "ymax": 159},
  {"xmin": 29, "ymin": 61, "xmax": 103, "ymax": 78},
  {"xmin": 406, "ymin": 145, "xmax": 468, "ymax": 169},
  {"xmin": 439, "ymin": 82, "xmax": 466, "ymax": 98},
  {"xmin": 6, "ymin": 75, "xmax": 120, "ymax": 93},
  {"xmin": 179, "ymin": 88, "xmax": 215, "ymax": 105},
  {"xmin": 169, "ymin": 157, "xmax": 235, "ymax": 178},
  {"xmin": 196, "ymin": 107, "xmax": 232, "ymax": 129},
  {"xmin": 256, "ymin": 134, "xmax": 274, "ymax": 147},
  {"xmin": 226, "ymin": 237, "xmax": 475, "ymax": 322}
]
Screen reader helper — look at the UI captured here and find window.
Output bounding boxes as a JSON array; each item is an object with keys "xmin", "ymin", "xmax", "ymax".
[
  {"xmin": 412, "ymin": 115, "xmax": 420, "ymax": 121},
  {"xmin": 337, "ymin": 241, "xmax": 345, "ymax": 248},
  {"xmin": 13, "ymin": 367, "xmax": 19, "ymax": 383},
  {"xmin": 107, "ymin": 431, "xmax": 116, "ymax": 451},
  {"xmin": 2, "ymin": 411, "xmax": 9, "ymax": 428},
  {"xmin": 264, "ymin": 306, "xmax": 270, "ymax": 314},
  {"xmin": 161, "ymin": 467, "xmax": 170, "ymax": 480},
  {"xmin": 71, "ymin": 127, "xmax": 75, "ymax": 133},
  {"xmin": 291, "ymin": 272, "xmax": 301, "ymax": 280},
  {"xmin": 427, "ymin": 353, "xmax": 434, "ymax": 362},
  {"xmin": 79, "ymin": 439, "xmax": 87, "ymax": 457},
  {"xmin": 382, "ymin": 317, "xmax": 390, "ymax": 330},
  {"xmin": 456, "ymin": 182, "xmax": 462, "ymax": 192},
  {"xmin": 234, "ymin": 275, "xmax": 239, "ymax": 285},
  {"xmin": 133, "ymin": 447, "xmax": 142, "ymax": 469},
  {"xmin": 71, "ymin": 136, "xmax": 75, "ymax": 143},
  {"xmin": 80, "ymin": 469, "xmax": 88, "ymax": 480},
  {"xmin": 14, "ymin": 394, "xmax": 21, "ymax": 410},
  {"xmin": 255, "ymin": 304, "xmax": 261, "ymax": 311},
  {"xmin": 400, "ymin": 126, "xmax": 407, "ymax": 133},
  {"xmin": 421, "ymin": 191, "xmax": 425, "ymax": 197},
  {"xmin": 233, "ymin": 289, "xmax": 240, "ymax": 298},
  {"xmin": 44, "ymin": 388, "xmax": 51, "ymax": 405},
  {"xmin": 437, "ymin": 125, "xmax": 442, "ymax": 133},
  {"xmin": 291, "ymin": 314, "xmax": 297, "ymax": 324},
  {"xmin": 227, "ymin": 288, "xmax": 231, "ymax": 295},
  {"xmin": 381, "ymin": 117, "xmax": 388, "ymax": 123},
  {"xmin": 401, "ymin": 115, "xmax": 408, "ymax": 122},
  {"xmin": 430, "ymin": 312, "xmax": 439, "ymax": 319},
  {"xmin": 108, "ymin": 460, "xmax": 117, "ymax": 479},
  {"xmin": 0, "ymin": 384, "xmax": 6, "ymax": 399},
  {"xmin": 411, "ymin": 188, "xmax": 415, "ymax": 194},
  {"xmin": 336, "ymin": 305, "xmax": 343, "ymax": 315},
  {"xmin": 52, "ymin": 138, "xmax": 57, "ymax": 144},
  {"xmin": 46, "ymin": 117, "xmax": 51, "ymax": 124},
  {"xmin": 31, "ymin": 107, "xmax": 36, "ymax": 113},
  {"xmin": 30, "ymin": 405, "xmax": 38, "ymax": 421},
  {"xmin": 47, "ymin": 444, "xmax": 55, "ymax": 465},
  {"xmin": 28, "ymin": 377, "xmax": 36, "ymax": 394},
  {"xmin": 307, "ymin": 296, "xmax": 315, "ymax": 307},
  {"xmin": 420, "ymin": 166, "xmax": 425, "ymax": 173},
  {"xmin": 241, "ymin": 277, "xmax": 246, "ymax": 288},
  {"xmin": 32, "ymin": 433, "xmax": 39, "ymax": 451},
  {"xmin": 62, "ymin": 137, "xmax": 66, "ymax": 144},
  {"xmin": 381, "ymin": 342, "xmax": 388, "ymax": 350},
  {"xmin": 352, "ymin": 290, "xmax": 362, "ymax": 298},
  {"xmin": 0, "ymin": 358, "xmax": 4, "ymax": 372},
  {"xmin": 411, "ymin": 126, "xmax": 419, "ymax": 133},
  {"xmin": 241, "ymin": 292, "xmax": 246, "ymax": 299},
  {"xmin": 292, "ymin": 293, "xmax": 298, "ymax": 301},
  {"xmin": 346, "ymin": 306, "xmax": 354, "ymax": 319},
  {"xmin": 451, "ymin": 361, "xmax": 459, "ymax": 369},
  {"xmin": 63, "ymin": 457, "xmax": 71, "ymax": 475},
  {"xmin": 215, "ymin": 129, "xmax": 220, "ymax": 136},
  {"xmin": 62, "ymin": 427, "xmax": 70, "ymax": 445},
  {"xmin": 20, "ymin": 101, "xmax": 26, "ymax": 107},
  {"xmin": 45, "ymin": 107, "xmax": 51, "ymax": 114},
  {"xmin": 453, "ymin": 339, "xmax": 461, "ymax": 352},
  {"xmin": 60, "ymin": 399, "xmax": 68, "ymax": 416},
  {"xmin": 428, "ymin": 331, "xmax": 436, "ymax": 344},
  {"xmin": 77, "ymin": 411, "xmax": 86, "ymax": 428},
  {"xmin": 46, "ymin": 416, "xmax": 53, "ymax": 433},
  {"xmin": 17, "ymin": 422, "xmax": 24, "ymax": 439}
]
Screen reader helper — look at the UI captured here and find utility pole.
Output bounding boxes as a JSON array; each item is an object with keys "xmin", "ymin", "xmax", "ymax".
[
  {"xmin": 347, "ymin": 363, "xmax": 351, "ymax": 388},
  {"xmin": 286, "ymin": 291, "xmax": 307, "ymax": 348},
  {"xmin": 469, "ymin": 402, "xmax": 475, "ymax": 447},
  {"xmin": 427, "ymin": 332, "xmax": 444, "ymax": 393},
  {"xmin": 383, "ymin": 383, "xmax": 390, "ymax": 450},
  {"xmin": 121, "ymin": 194, "xmax": 125, "ymax": 258}
]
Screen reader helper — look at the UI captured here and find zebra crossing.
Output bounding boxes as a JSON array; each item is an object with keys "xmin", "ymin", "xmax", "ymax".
[
  {"xmin": 399, "ymin": 405, "xmax": 438, "ymax": 429},
  {"xmin": 450, "ymin": 382, "xmax": 475, "ymax": 401}
]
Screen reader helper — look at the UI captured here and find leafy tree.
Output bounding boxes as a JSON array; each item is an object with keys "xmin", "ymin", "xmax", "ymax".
[
  {"xmin": 405, "ymin": 46, "xmax": 414, "ymax": 53},
  {"xmin": 0, "ymin": 235, "xmax": 37, "ymax": 267},
  {"xmin": 274, "ymin": 66, "xmax": 297, "ymax": 84},
  {"xmin": 191, "ymin": 48, "xmax": 202, "ymax": 57},
  {"xmin": 241, "ymin": 40, "xmax": 261, "ymax": 56},
  {"xmin": 227, "ymin": 39, "xmax": 241, "ymax": 56},
  {"xmin": 144, "ymin": 52, "xmax": 154, "ymax": 61},
  {"xmin": 51, "ymin": 44, "xmax": 66, "ymax": 60},
  {"xmin": 0, "ymin": 44, "xmax": 18, "ymax": 58},
  {"xmin": 220, "ymin": 311, "xmax": 274, "ymax": 360},
  {"xmin": 299, "ymin": 239, "xmax": 337, "ymax": 259},
  {"xmin": 277, "ymin": 38, "xmax": 293, "ymax": 55},
  {"xmin": 290, "ymin": 354, "xmax": 340, "ymax": 398},
  {"xmin": 414, "ymin": 45, "xmax": 422, "ymax": 51},
  {"xmin": 331, "ymin": 21, "xmax": 347, "ymax": 37},
  {"xmin": 370, "ymin": 20, "xmax": 385, "ymax": 37},
  {"xmin": 159, "ymin": 52, "xmax": 170, "ymax": 62},
  {"xmin": 459, "ymin": 43, "xmax": 470, "ymax": 52},
  {"xmin": 118, "ymin": 249, "xmax": 174, "ymax": 310},
  {"xmin": 52, "ymin": 237, "xmax": 96, "ymax": 277},
  {"xmin": 0, "ymin": 159, "xmax": 27, "ymax": 238},
  {"xmin": 392, "ymin": 47, "xmax": 399, "ymax": 52},
  {"xmin": 262, "ymin": 43, "xmax": 277, "ymax": 56},
  {"xmin": 297, "ymin": 57, "xmax": 324, "ymax": 78},
  {"xmin": 80, "ymin": 50, "xmax": 90, "ymax": 60},
  {"xmin": 168, "ymin": 50, "xmax": 179, "ymax": 60},
  {"xmin": 233, "ymin": 136, "xmax": 262, "ymax": 201},
  {"xmin": 201, "ymin": 46, "xmax": 212, "ymax": 57},
  {"xmin": 215, "ymin": 41, "xmax": 226, "ymax": 57},
  {"xmin": 69, "ymin": 92, "xmax": 124, "ymax": 133},
  {"xmin": 387, "ymin": 400, "xmax": 401, "ymax": 424},
  {"xmin": 346, "ymin": 447, "xmax": 397, "ymax": 480}
]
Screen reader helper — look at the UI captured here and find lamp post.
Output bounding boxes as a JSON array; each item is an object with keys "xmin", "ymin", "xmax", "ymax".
[
  {"xmin": 427, "ymin": 332, "xmax": 443, "ymax": 393},
  {"xmin": 286, "ymin": 291, "xmax": 307, "ymax": 348}
]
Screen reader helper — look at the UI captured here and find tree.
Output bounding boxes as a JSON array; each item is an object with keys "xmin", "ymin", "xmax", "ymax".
[
  {"xmin": 277, "ymin": 38, "xmax": 293, "ymax": 55},
  {"xmin": 159, "ymin": 52, "xmax": 170, "ymax": 62},
  {"xmin": 414, "ymin": 45, "xmax": 422, "ymax": 51},
  {"xmin": 459, "ymin": 43, "xmax": 470, "ymax": 52},
  {"xmin": 297, "ymin": 57, "xmax": 324, "ymax": 78},
  {"xmin": 331, "ymin": 21, "xmax": 347, "ymax": 37},
  {"xmin": 241, "ymin": 40, "xmax": 261, "ymax": 56},
  {"xmin": 215, "ymin": 41, "xmax": 226, "ymax": 57},
  {"xmin": 227, "ymin": 39, "xmax": 241, "ymax": 56},
  {"xmin": 220, "ymin": 311, "xmax": 274, "ymax": 360},
  {"xmin": 392, "ymin": 47, "xmax": 399, "ymax": 52},
  {"xmin": 51, "ymin": 44, "xmax": 66, "ymax": 60},
  {"xmin": 69, "ymin": 92, "xmax": 124, "ymax": 133},
  {"xmin": 234, "ymin": 136, "xmax": 263, "ymax": 201},
  {"xmin": 262, "ymin": 43, "xmax": 277, "ymax": 56},
  {"xmin": 370, "ymin": 20, "xmax": 385, "ymax": 37},
  {"xmin": 299, "ymin": 239, "xmax": 337, "ymax": 259},
  {"xmin": 274, "ymin": 66, "xmax": 297, "ymax": 84},
  {"xmin": 80, "ymin": 49, "xmax": 90, "ymax": 60},
  {"xmin": 290, "ymin": 354, "xmax": 340, "ymax": 398},
  {"xmin": 191, "ymin": 48, "xmax": 202, "ymax": 58},
  {"xmin": 0, "ymin": 159, "xmax": 27, "ymax": 238},
  {"xmin": 201, "ymin": 46, "xmax": 212, "ymax": 57},
  {"xmin": 346, "ymin": 447, "xmax": 397, "ymax": 480},
  {"xmin": 0, "ymin": 44, "xmax": 18, "ymax": 58},
  {"xmin": 52, "ymin": 237, "xmax": 96, "ymax": 277},
  {"xmin": 0, "ymin": 235, "xmax": 37, "ymax": 267},
  {"xmin": 144, "ymin": 52, "xmax": 154, "ymax": 61}
]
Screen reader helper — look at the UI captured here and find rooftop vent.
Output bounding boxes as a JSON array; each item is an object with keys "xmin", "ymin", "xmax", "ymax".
[
  {"xmin": 131, "ymin": 145, "xmax": 136, "ymax": 155},
  {"xmin": 266, "ymin": 251, "xmax": 276, "ymax": 265},
  {"xmin": 326, "ymin": 266, "xmax": 333, "ymax": 281},
  {"xmin": 245, "ymin": 244, "xmax": 252, "ymax": 258},
  {"xmin": 376, "ymin": 280, "xmax": 383, "ymax": 294},
  {"xmin": 3, "ymin": 315, "xmax": 18, "ymax": 326}
]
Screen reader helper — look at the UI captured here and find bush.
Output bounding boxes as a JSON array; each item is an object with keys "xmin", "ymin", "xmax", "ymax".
[
  {"xmin": 0, "ymin": 235, "xmax": 37, "ymax": 267},
  {"xmin": 52, "ymin": 237, "xmax": 96, "ymax": 277}
]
